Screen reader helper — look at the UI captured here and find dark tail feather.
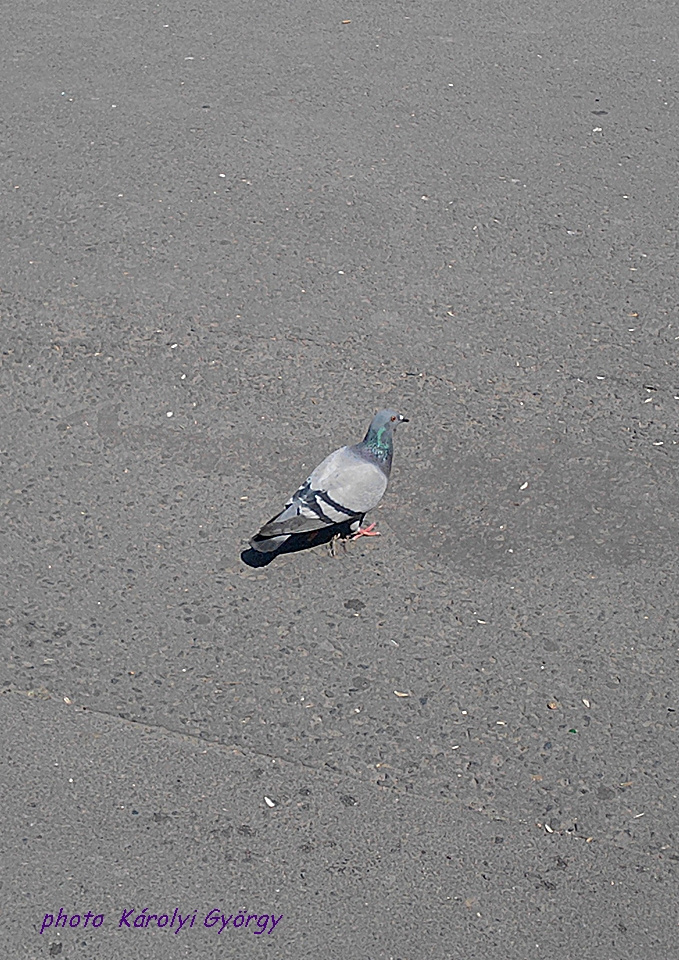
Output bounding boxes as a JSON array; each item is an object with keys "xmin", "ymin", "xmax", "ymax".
[{"xmin": 249, "ymin": 533, "xmax": 290, "ymax": 553}]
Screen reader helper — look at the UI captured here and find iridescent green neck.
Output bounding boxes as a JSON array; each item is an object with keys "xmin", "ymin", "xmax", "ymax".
[{"xmin": 364, "ymin": 425, "xmax": 392, "ymax": 461}]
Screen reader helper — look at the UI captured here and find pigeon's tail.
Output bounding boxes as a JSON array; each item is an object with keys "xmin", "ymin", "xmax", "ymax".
[{"xmin": 249, "ymin": 533, "xmax": 290, "ymax": 553}]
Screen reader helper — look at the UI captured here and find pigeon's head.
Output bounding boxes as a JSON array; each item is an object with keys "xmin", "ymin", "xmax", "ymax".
[
  {"xmin": 364, "ymin": 409, "xmax": 409, "ymax": 443},
  {"xmin": 374, "ymin": 409, "xmax": 408, "ymax": 429}
]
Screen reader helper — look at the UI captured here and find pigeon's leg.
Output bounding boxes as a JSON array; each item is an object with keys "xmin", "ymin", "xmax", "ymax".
[{"xmin": 350, "ymin": 522, "xmax": 380, "ymax": 540}]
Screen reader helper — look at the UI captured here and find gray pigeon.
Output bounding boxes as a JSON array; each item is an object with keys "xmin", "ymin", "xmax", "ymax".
[{"xmin": 249, "ymin": 409, "xmax": 408, "ymax": 553}]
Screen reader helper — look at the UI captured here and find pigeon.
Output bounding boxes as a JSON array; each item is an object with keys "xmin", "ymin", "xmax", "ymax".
[{"xmin": 249, "ymin": 409, "xmax": 409, "ymax": 553}]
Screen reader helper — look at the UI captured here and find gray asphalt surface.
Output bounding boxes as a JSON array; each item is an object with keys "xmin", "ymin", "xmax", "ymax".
[{"xmin": 2, "ymin": 1, "xmax": 679, "ymax": 957}]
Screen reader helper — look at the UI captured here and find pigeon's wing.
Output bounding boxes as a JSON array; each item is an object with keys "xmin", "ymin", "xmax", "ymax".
[
  {"xmin": 256, "ymin": 446, "xmax": 387, "ymax": 539},
  {"xmin": 314, "ymin": 445, "xmax": 388, "ymax": 514}
]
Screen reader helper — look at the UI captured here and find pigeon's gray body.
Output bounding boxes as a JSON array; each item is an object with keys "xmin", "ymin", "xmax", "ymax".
[{"xmin": 249, "ymin": 410, "xmax": 407, "ymax": 553}]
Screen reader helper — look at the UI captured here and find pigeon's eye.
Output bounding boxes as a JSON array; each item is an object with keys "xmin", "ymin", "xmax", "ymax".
[{"xmin": 391, "ymin": 415, "xmax": 396, "ymax": 421}]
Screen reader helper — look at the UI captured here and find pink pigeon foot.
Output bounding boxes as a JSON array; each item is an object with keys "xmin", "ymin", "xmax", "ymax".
[{"xmin": 350, "ymin": 522, "xmax": 380, "ymax": 540}]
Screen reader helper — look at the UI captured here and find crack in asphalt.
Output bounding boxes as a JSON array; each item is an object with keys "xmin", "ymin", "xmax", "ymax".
[{"xmin": 6, "ymin": 685, "xmax": 518, "ymax": 822}]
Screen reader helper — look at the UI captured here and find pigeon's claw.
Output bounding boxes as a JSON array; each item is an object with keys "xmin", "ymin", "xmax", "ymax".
[{"xmin": 350, "ymin": 522, "xmax": 380, "ymax": 540}]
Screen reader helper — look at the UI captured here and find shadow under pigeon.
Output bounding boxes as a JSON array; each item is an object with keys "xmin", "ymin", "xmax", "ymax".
[{"xmin": 240, "ymin": 521, "xmax": 356, "ymax": 567}]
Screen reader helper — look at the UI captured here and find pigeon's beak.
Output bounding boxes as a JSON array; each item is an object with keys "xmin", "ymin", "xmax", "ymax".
[{"xmin": 399, "ymin": 415, "xmax": 409, "ymax": 423}]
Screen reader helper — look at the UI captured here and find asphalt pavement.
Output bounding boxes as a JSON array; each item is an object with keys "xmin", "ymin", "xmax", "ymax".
[{"xmin": 2, "ymin": 1, "xmax": 678, "ymax": 957}]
